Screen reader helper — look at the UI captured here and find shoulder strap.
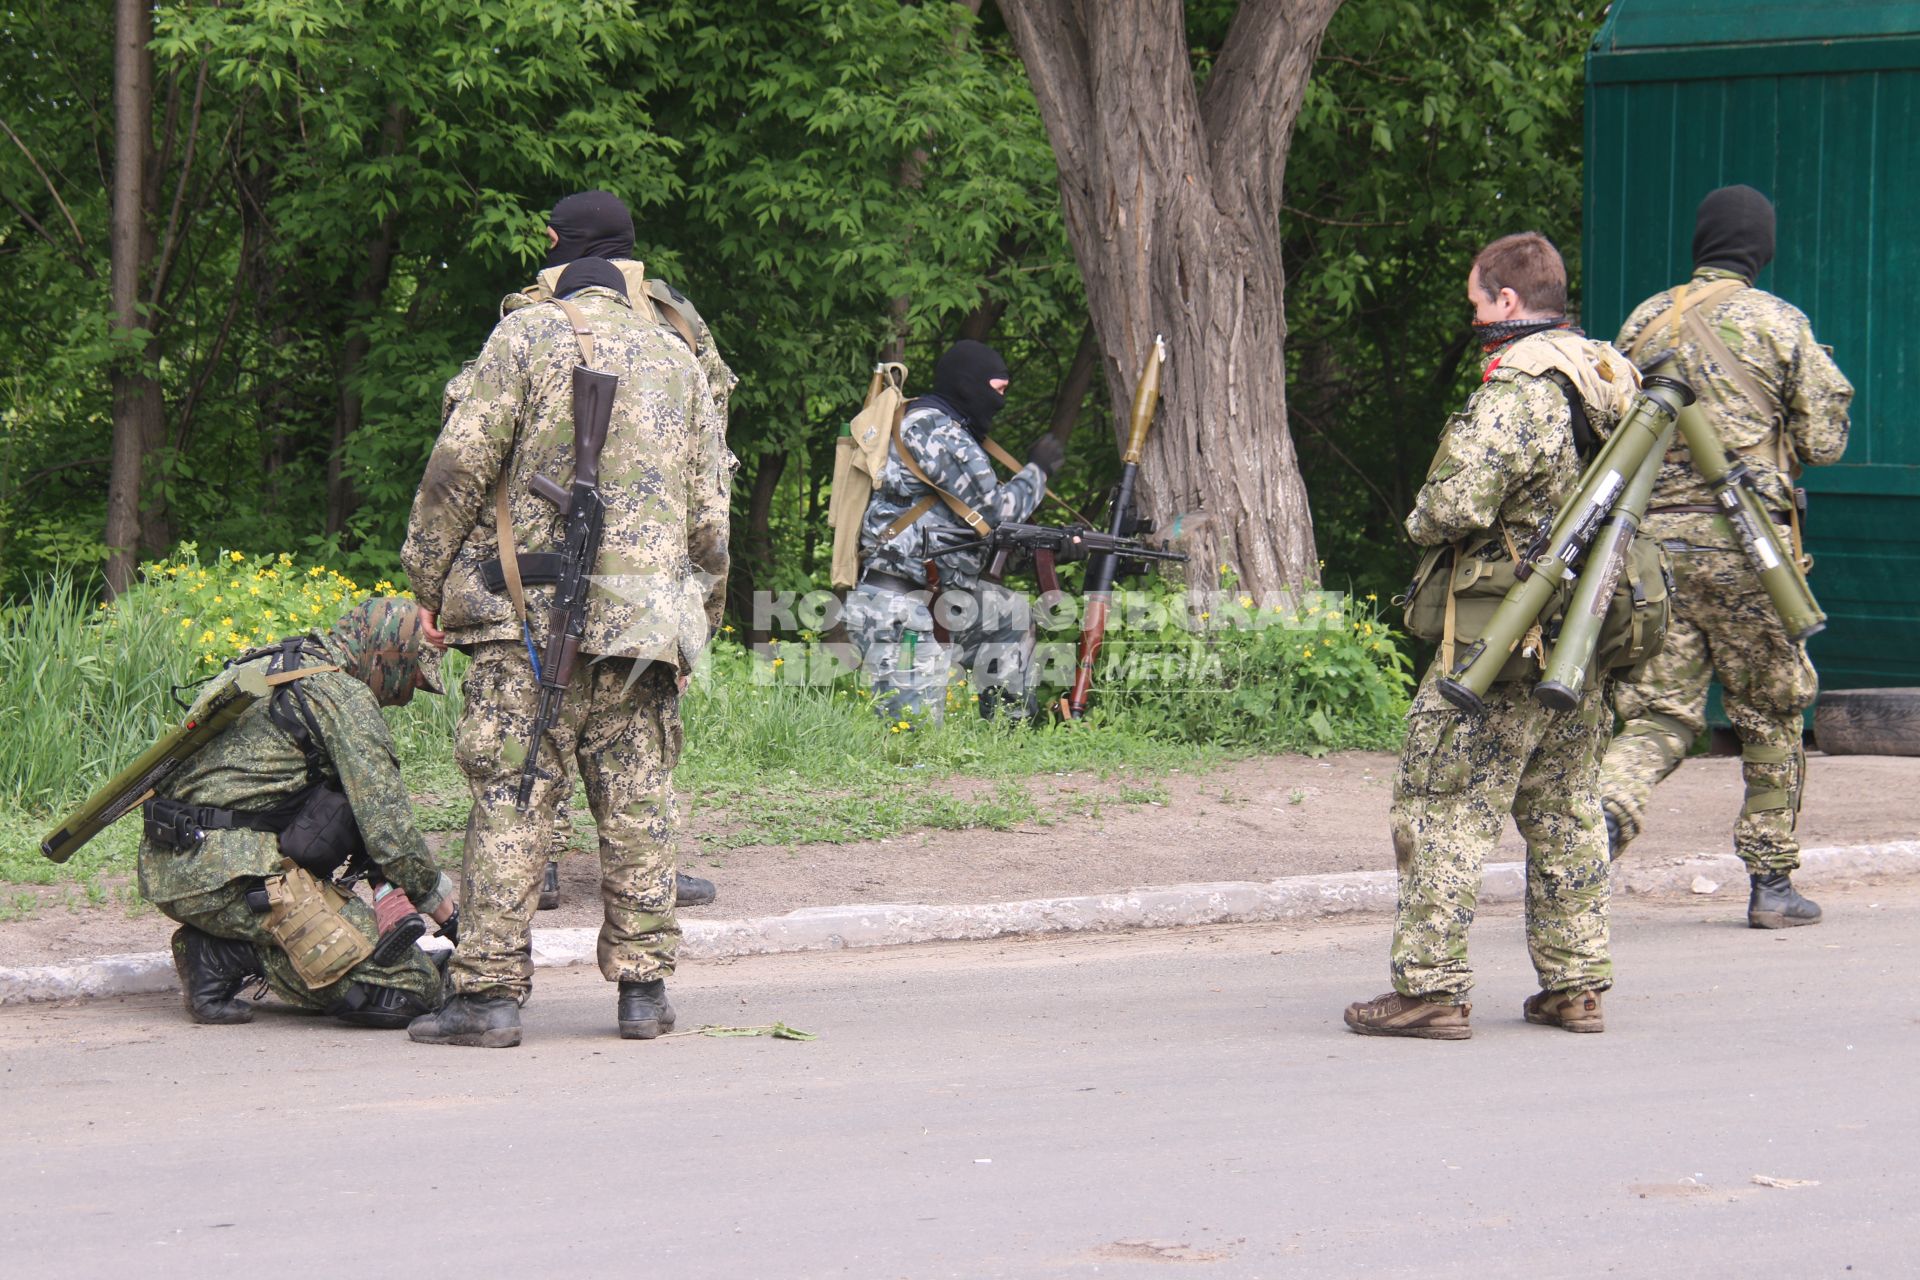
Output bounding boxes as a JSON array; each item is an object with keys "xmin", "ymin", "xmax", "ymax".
[
  {"xmin": 891, "ymin": 409, "xmax": 990, "ymax": 537},
  {"xmin": 494, "ymin": 299, "xmax": 597, "ymax": 625},
  {"xmin": 650, "ymin": 290, "xmax": 699, "ymax": 353},
  {"xmin": 549, "ymin": 296, "xmax": 596, "ymax": 367},
  {"xmin": 1626, "ymin": 277, "xmax": 1744, "ymax": 362},
  {"xmin": 1542, "ymin": 369, "xmax": 1597, "ymax": 458}
]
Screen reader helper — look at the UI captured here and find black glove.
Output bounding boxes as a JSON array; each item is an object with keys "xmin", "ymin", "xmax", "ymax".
[{"xmin": 1026, "ymin": 434, "xmax": 1065, "ymax": 480}]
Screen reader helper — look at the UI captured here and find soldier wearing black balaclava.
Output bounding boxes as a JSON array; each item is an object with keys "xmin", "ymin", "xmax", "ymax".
[
  {"xmin": 846, "ymin": 339, "xmax": 1065, "ymax": 726},
  {"xmin": 1600, "ymin": 185, "xmax": 1854, "ymax": 930},
  {"xmin": 498, "ymin": 193, "xmax": 739, "ymax": 914}
]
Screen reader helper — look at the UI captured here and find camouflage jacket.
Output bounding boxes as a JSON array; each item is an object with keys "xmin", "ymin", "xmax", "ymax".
[
  {"xmin": 858, "ymin": 398, "xmax": 1045, "ymax": 592},
  {"xmin": 402, "ymin": 286, "xmax": 731, "ymax": 668},
  {"xmin": 1618, "ymin": 268, "xmax": 1852, "ymax": 524},
  {"xmin": 505, "ymin": 258, "xmax": 739, "ymax": 465},
  {"xmin": 136, "ymin": 635, "xmax": 453, "ymax": 910},
  {"xmin": 1407, "ymin": 330, "xmax": 1628, "ymax": 549}
]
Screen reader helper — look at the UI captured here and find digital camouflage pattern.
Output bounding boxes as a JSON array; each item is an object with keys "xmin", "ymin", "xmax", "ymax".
[
  {"xmin": 327, "ymin": 597, "xmax": 444, "ymax": 706},
  {"xmin": 1386, "ymin": 331, "xmax": 1619, "ymax": 1001},
  {"xmin": 842, "ymin": 580, "xmax": 1032, "ymax": 723},
  {"xmin": 509, "ymin": 258, "xmax": 739, "ymax": 470},
  {"xmin": 1602, "ymin": 270, "xmax": 1850, "ymax": 872},
  {"xmin": 166, "ymin": 882, "xmax": 442, "ymax": 1011},
  {"xmin": 858, "ymin": 403, "xmax": 1045, "ymax": 594},
  {"xmin": 1391, "ymin": 670, "xmax": 1613, "ymax": 1000},
  {"xmin": 1406, "ymin": 328, "xmax": 1634, "ymax": 549},
  {"xmin": 1601, "ymin": 536, "xmax": 1816, "ymax": 872},
  {"xmin": 446, "ymin": 642, "xmax": 681, "ymax": 1002},
  {"xmin": 136, "ymin": 635, "xmax": 452, "ymax": 914},
  {"xmin": 402, "ymin": 285, "xmax": 731, "ymax": 670},
  {"xmin": 1617, "ymin": 268, "xmax": 1852, "ymax": 517}
]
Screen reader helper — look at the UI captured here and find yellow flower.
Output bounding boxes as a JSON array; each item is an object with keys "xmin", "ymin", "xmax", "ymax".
[
  {"xmin": 166, "ymin": 565, "xmax": 182, "ymax": 577},
  {"xmin": 1238, "ymin": 594, "xmax": 1253, "ymax": 608},
  {"xmin": 199, "ymin": 630, "xmax": 215, "ymax": 644},
  {"xmin": 96, "ymin": 601, "xmax": 108, "ymax": 610},
  {"xmin": 264, "ymin": 568, "xmax": 278, "ymax": 580},
  {"xmin": 1301, "ymin": 645, "xmax": 1315, "ymax": 658},
  {"xmin": 229, "ymin": 551, "xmax": 244, "ymax": 563},
  {"xmin": 375, "ymin": 580, "xmax": 394, "ymax": 593},
  {"xmin": 220, "ymin": 616, "xmax": 233, "ymax": 627},
  {"xmin": 309, "ymin": 566, "xmax": 325, "ymax": 578},
  {"xmin": 179, "ymin": 617, "xmax": 192, "ymax": 628},
  {"xmin": 212, "ymin": 594, "xmax": 223, "ymax": 605},
  {"xmin": 249, "ymin": 585, "xmax": 261, "ymax": 596},
  {"xmin": 771, "ymin": 657, "xmax": 784, "ymax": 667},
  {"xmin": 261, "ymin": 611, "xmax": 275, "ymax": 623},
  {"xmin": 226, "ymin": 632, "xmax": 244, "ymax": 647},
  {"xmin": 1219, "ymin": 563, "xmax": 1230, "ymax": 573},
  {"xmin": 722, "ymin": 624, "xmax": 734, "ymax": 634},
  {"xmin": 897, "ymin": 720, "xmax": 911, "ymax": 730},
  {"xmin": 1366, "ymin": 592, "xmax": 1378, "ymax": 602},
  {"xmin": 277, "ymin": 553, "xmax": 292, "ymax": 565}
]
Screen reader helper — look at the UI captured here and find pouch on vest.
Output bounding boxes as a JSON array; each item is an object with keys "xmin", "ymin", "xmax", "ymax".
[
  {"xmin": 263, "ymin": 860, "xmax": 373, "ymax": 990},
  {"xmin": 1593, "ymin": 535, "xmax": 1672, "ymax": 672},
  {"xmin": 829, "ymin": 363, "xmax": 910, "ymax": 589},
  {"xmin": 277, "ymin": 784, "xmax": 367, "ymax": 878}
]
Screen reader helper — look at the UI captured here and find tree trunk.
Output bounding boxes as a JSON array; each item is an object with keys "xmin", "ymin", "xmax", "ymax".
[
  {"xmin": 1046, "ymin": 323, "xmax": 1100, "ymax": 449},
  {"xmin": 104, "ymin": 0, "xmax": 164, "ymax": 596},
  {"xmin": 998, "ymin": 0, "xmax": 1341, "ymax": 598},
  {"xmin": 325, "ymin": 102, "xmax": 407, "ymax": 537},
  {"xmin": 734, "ymin": 450, "xmax": 787, "ymax": 645}
]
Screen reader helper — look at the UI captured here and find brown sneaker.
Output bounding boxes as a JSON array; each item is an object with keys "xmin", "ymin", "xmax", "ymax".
[
  {"xmin": 1343, "ymin": 991, "xmax": 1471, "ymax": 1040},
  {"xmin": 1523, "ymin": 988, "xmax": 1605, "ymax": 1033}
]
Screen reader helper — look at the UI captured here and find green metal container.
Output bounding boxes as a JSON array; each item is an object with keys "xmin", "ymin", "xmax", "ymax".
[{"xmin": 1583, "ymin": 0, "xmax": 1920, "ymax": 690}]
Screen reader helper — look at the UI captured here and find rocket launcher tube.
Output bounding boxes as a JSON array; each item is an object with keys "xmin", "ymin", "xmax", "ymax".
[
  {"xmin": 1670, "ymin": 403, "xmax": 1825, "ymax": 642},
  {"xmin": 1437, "ymin": 375, "xmax": 1694, "ymax": 714},
  {"xmin": 1534, "ymin": 422, "xmax": 1674, "ymax": 710},
  {"xmin": 40, "ymin": 667, "xmax": 271, "ymax": 863}
]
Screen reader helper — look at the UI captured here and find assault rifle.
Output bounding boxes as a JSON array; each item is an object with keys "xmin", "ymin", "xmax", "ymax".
[
  {"xmin": 929, "ymin": 520, "xmax": 1186, "ymax": 581},
  {"xmin": 515, "ymin": 360, "xmax": 620, "ymax": 811}
]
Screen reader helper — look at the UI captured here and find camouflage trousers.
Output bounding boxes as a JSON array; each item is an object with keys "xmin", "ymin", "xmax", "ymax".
[
  {"xmin": 448, "ymin": 641, "xmax": 681, "ymax": 1002},
  {"xmin": 1600, "ymin": 537, "xmax": 1817, "ymax": 874},
  {"xmin": 842, "ymin": 580, "xmax": 1034, "ymax": 724},
  {"xmin": 161, "ymin": 879, "xmax": 442, "ymax": 1012},
  {"xmin": 1389, "ymin": 664, "xmax": 1614, "ymax": 1002}
]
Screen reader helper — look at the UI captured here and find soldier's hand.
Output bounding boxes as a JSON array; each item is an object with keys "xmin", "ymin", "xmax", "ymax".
[
  {"xmin": 418, "ymin": 606, "xmax": 447, "ymax": 649},
  {"xmin": 429, "ymin": 895, "xmax": 457, "ymax": 925},
  {"xmin": 1027, "ymin": 434, "xmax": 1066, "ymax": 480}
]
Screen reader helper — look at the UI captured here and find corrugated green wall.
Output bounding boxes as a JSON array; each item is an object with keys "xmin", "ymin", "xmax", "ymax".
[{"xmin": 1584, "ymin": 1, "xmax": 1920, "ymax": 688}]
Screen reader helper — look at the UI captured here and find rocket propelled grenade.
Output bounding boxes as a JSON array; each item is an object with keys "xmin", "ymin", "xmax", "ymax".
[
  {"xmin": 1437, "ymin": 374, "xmax": 1695, "ymax": 715},
  {"xmin": 1533, "ymin": 421, "xmax": 1674, "ymax": 710},
  {"xmin": 1669, "ymin": 402, "xmax": 1826, "ymax": 642}
]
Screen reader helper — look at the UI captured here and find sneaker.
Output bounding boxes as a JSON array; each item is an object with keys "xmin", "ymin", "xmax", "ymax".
[
  {"xmin": 1748, "ymin": 872, "xmax": 1822, "ymax": 929},
  {"xmin": 1343, "ymin": 991, "xmax": 1470, "ymax": 1040},
  {"xmin": 617, "ymin": 979, "xmax": 678, "ymax": 1040},
  {"xmin": 407, "ymin": 994, "xmax": 522, "ymax": 1048},
  {"xmin": 1523, "ymin": 988, "xmax": 1605, "ymax": 1033}
]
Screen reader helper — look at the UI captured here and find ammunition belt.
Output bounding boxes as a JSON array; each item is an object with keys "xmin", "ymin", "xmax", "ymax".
[{"xmin": 143, "ymin": 794, "xmax": 302, "ymax": 851}]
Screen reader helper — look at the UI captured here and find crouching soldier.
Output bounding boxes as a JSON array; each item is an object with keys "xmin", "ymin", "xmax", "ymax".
[{"xmin": 139, "ymin": 599, "xmax": 458, "ymax": 1028}]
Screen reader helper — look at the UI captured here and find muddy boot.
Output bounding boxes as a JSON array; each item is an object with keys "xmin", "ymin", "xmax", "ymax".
[
  {"xmin": 617, "ymin": 979, "xmax": 677, "ymax": 1040},
  {"xmin": 1343, "ymin": 991, "xmax": 1470, "ymax": 1040},
  {"xmin": 675, "ymin": 872, "xmax": 716, "ymax": 908},
  {"xmin": 408, "ymin": 995, "xmax": 522, "ymax": 1048},
  {"xmin": 1748, "ymin": 872, "xmax": 1822, "ymax": 929},
  {"xmin": 1523, "ymin": 988, "xmax": 1606, "ymax": 1033},
  {"xmin": 333, "ymin": 981, "xmax": 433, "ymax": 1030},
  {"xmin": 538, "ymin": 861, "xmax": 561, "ymax": 911},
  {"xmin": 171, "ymin": 927, "xmax": 263, "ymax": 1025}
]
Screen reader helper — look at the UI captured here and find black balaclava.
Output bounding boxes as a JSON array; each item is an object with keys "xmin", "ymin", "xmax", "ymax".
[
  {"xmin": 928, "ymin": 340, "xmax": 1010, "ymax": 438},
  {"xmin": 554, "ymin": 257, "xmax": 628, "ymax": 300},
  {"xmin": 1692, "ymin": 184, "xmax": 1775, "ymax": 282},
  {"xmin": 545, "ymin": 190, "xmax": 635, "ymax": 268}
]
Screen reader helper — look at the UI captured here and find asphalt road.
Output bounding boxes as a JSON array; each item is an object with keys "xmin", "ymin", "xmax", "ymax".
[{"xmin": 1, "ymin": 886, "xmax": 1912, "ymax": 1279}]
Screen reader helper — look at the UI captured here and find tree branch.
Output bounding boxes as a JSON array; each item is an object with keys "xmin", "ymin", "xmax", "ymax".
[
  {"xmin": 0, "ymin": 115, "xmax": 90, "ymax": 255},
  {"xmin": 149, "ymin": 58, "xmax": 211, "ymax": 310},
  {"xmin": 0, "ymin": 189, "xmax": 99, "ymax": 279}
]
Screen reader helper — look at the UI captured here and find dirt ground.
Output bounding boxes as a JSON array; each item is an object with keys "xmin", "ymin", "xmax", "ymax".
[{"xmin": 3, "ymin": 751, "xmax": 1916, "ymax": 968}]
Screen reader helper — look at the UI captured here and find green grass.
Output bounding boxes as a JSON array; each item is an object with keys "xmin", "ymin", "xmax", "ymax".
[{"xmin": 0, "ymin": 571, "xmax": 1411, "ymax": 890}]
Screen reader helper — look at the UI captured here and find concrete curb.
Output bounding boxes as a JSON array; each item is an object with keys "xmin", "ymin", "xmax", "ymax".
[{"xmin": 6, "ymin": 839, "xmax": 1917, "ymax": 1007}]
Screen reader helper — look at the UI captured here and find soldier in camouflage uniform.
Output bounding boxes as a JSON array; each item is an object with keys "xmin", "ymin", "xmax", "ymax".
[
  {"xmin": 1347, "ymin": 233, "xmax": 1633, "ymax": 1041},
  {"xmin": 401, "ymin": 254, "xmax": 730, "ymax": 1048},
  {"xmin": 847, "ymin": 339, "xmax": 1062, "ymax": 723},
  {"xmin": 139, "ymin": 599, "xmax": 457, "ymax": 1029},
  {"xmin": 1599, "ymin": 185, "xmax": 1852, "ymax": 929},
  {"xmin": 506, "ymin": 192, "xmax": 728, "ymax": 914}
]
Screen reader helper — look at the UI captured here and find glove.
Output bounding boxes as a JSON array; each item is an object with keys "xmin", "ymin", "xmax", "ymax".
[
  {"xmin": 1026, "ymin": 434, "xmax": 1065, "ymax": 480},
  {"xmin": 371, "ymin": 882, "xmax": 420, "ymax": 936}
]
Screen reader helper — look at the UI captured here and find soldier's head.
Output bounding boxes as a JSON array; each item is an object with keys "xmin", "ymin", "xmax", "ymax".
[
  {"xmin": 327, "ymin": 598, "xmax": 445, "ymax": 708},
  {"xmin": 1467, "ymin": 232, "xmax": 1567, "ymax": 325},
  {"xmin": 1693, "ymin": 185, "xmax": 1775, "ymax": 282},
  {"xmin": 545, "ymin": 190, "xmax": 635, "ymax": 269},
  {"xmin": 931, "ymin": 339, "xmax": 1011, "ymax": 439}
]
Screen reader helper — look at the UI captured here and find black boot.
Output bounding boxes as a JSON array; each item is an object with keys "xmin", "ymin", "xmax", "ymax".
[
  {"xmin": 675, "ymin": 872, "xmax": 716, "ymax": 908},
  {"xmin": 171, "ymin": 927, "xmax": 263, "ymax": 1025},
  {"xmin": 333, "ymin": 982, "xmax": 433, "ymax": 1030},
  {"xmin": 617, "ymin": 979, "xmax": 677, "ymax": 1040},
  {"xmin": 1749, "ymin": 871, "xmax": 1822, "ymax": 929},
  {"xmin": 538, "ymin": 860, "xmax": 561, "ymax": 911},
  {"xmin": 407, "ymin": 995, "xmax": 522, "ymax": 1047}
]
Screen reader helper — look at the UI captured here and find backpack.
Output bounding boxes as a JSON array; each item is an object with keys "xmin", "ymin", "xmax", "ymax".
[{"xmin": 829, "ymin": 363, "xmax": 910, "ymax": 589}]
